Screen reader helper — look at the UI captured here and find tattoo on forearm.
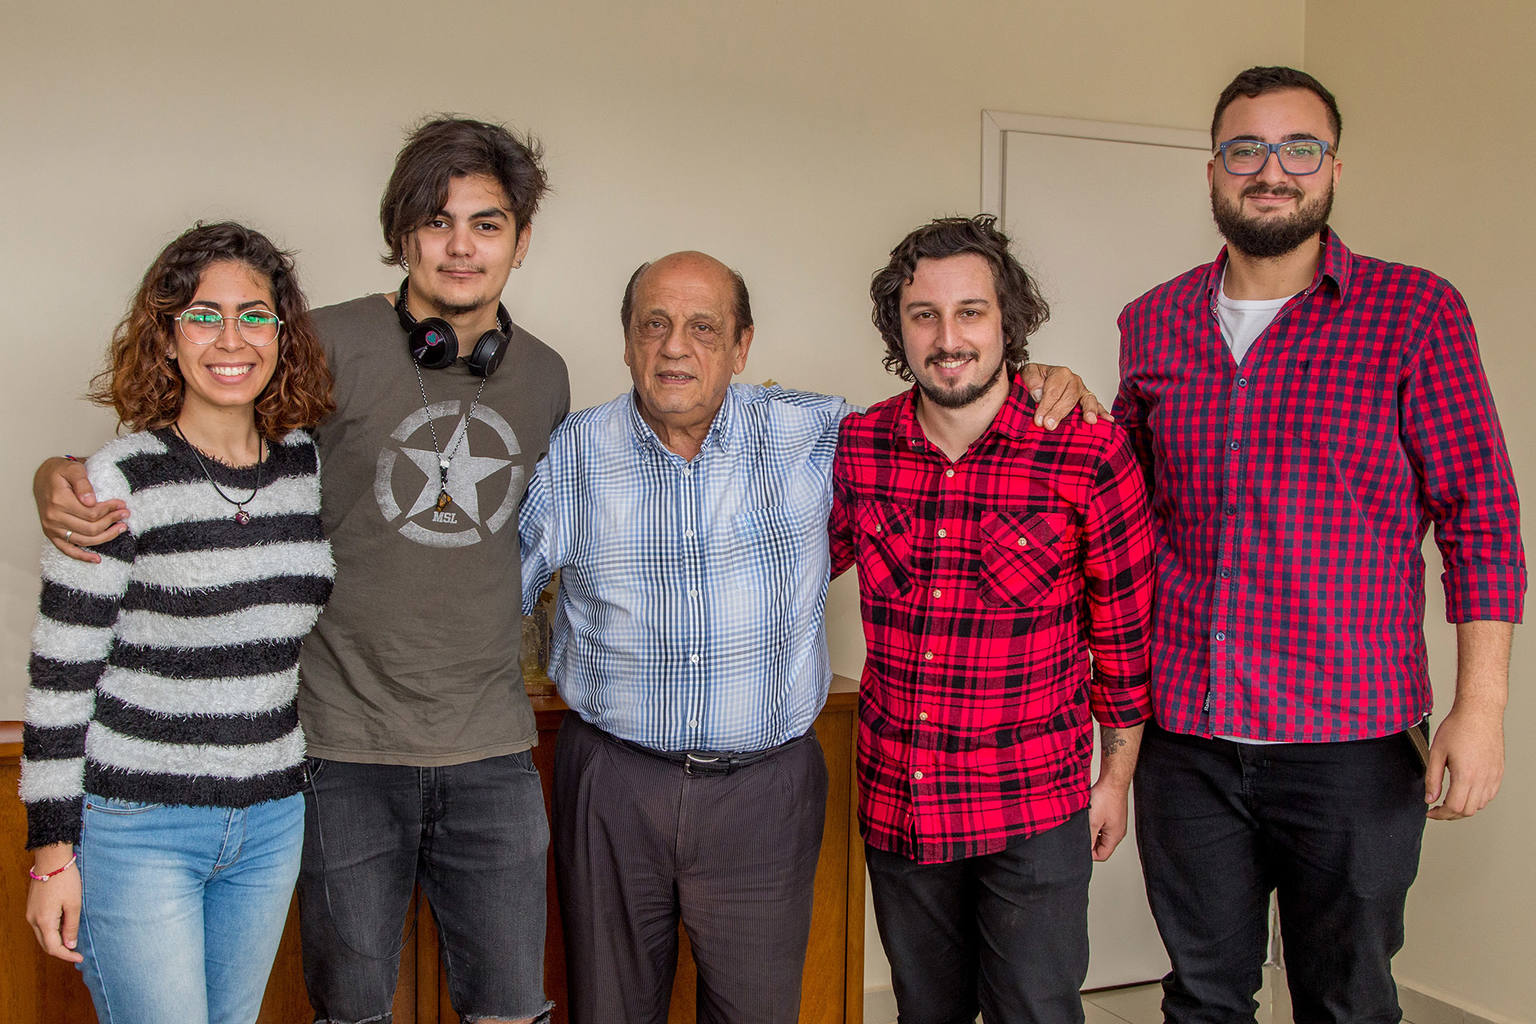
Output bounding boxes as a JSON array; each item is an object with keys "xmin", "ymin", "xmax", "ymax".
[{"xmin": 1102, "ymin": 728, "xmax": 1127, "ymax": 757}]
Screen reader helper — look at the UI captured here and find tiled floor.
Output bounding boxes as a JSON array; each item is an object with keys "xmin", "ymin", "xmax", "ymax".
[
  {"xmin": 1082, "ymin": 974, "xmax": 1292, "ymax": 1024},
  {"xmin": 872, "ymin": 969, "xmax": 1427, "ymax": 1023}
]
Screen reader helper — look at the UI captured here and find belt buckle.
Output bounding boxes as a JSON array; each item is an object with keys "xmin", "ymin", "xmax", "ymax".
[{"xmin": 684, "ymin": 753, "xmax": 727, "ymax": 777}]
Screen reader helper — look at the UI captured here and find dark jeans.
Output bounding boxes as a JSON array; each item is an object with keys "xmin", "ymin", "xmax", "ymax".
[
  {"xmin": 297, "ymin": 753, "xmax": 552, "ymax": 1024},
  {"xmin": 1135, "ymin": 724, "xmax": 1426, "ymax": 1024},
  {"xmin": 552, "ymin": 714, "xmax": 827, "ymax": 1024},
  {"xmin": 865, "ymin": 810, "xmax": 1091, "ymax": 1024}
]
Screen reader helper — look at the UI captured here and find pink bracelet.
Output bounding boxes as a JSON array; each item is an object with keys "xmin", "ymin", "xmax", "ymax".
[{"xmin": 28, "ymin": 854, "xmax": 77, "ymax": 881}]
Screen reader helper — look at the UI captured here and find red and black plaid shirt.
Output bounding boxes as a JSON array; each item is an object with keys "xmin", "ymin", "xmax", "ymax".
[
  {"xmin": 830, "ymin": 376, "xmax": 1154, "ymax": 864},
  {"xmin": 1115, "ymin": 230, "xmax": 1525, "ymax": 743}
]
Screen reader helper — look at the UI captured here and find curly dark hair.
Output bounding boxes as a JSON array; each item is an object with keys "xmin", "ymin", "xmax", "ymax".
[
  {"xmin": 380, "ymin": 115, "xmax": 550, "ymax": 268},
  {"xmin": 1212, "ymin": 66, "xmax": 1342, "ymax": 149},
  {"xmin": 87, "ymin": 222, "xmax": 335, "ymax": 439},
  {"xmin": 870, "ymin": 215, "xmax": 1048, "ymax": 382}
]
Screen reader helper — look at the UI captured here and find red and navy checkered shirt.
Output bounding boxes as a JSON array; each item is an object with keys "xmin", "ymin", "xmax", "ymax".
[
  {"xmin": 830, "ymin": 376, "xmax": 1154, "ymax": 864},
  {"xmin": 1114, "ymin": 230, "xmax": 1525, "ymax": 743}
]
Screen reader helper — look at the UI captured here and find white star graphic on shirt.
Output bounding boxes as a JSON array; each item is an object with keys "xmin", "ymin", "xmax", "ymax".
[{"xmin": 398, "ymin": 416, "xmax": 512, "ymax": 524}]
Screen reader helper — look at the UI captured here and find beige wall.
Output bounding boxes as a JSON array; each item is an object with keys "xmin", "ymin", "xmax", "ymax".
[
  {"xmin": 0, "ymin": 0, "xmax": 1301, "ymax": 725},
  {"xmin": 1307, "ymin": 3, "xmax": 1535, "ymax": 1019}
]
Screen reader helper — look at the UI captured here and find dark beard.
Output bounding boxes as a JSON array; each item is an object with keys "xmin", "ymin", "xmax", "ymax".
[
  {"xmin": 915, "ymin": 356, "xmax": 1006, "ymax": 410},
  {"xmin": 1211, "ymin": 182, "xmax": 1333, "ymax": 259}
]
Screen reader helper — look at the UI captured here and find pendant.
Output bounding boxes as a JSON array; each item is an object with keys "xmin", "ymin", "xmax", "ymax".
[
  {"xmin": 234, "ymin": 508, "xmax": 252, "ymax": 526},
  {"xmin": 436, "ymin": 490, "xmax": 452, "ymax": 511}
]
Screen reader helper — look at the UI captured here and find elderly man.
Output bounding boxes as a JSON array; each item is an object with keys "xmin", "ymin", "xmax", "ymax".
[{"xmin": 519, "ymin": 250, "xmax": 1101, "ymax": 1024}]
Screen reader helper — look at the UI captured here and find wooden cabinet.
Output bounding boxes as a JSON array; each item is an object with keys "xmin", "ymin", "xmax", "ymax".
[{"xmin": 0, "ymin": 677, "xmax": 863, "ymax": 1023}]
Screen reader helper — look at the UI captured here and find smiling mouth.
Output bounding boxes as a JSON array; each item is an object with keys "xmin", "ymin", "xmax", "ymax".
[
  {"xmin": 927, "ymin": 354, "xmax": 976, "ymax": 373},
  {"xmin": 208, "ymin": 365, "xmax": 254, "ymax": 379}
]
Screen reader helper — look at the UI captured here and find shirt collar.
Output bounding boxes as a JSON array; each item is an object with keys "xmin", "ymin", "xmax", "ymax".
[
  {"xmin": 889, "ymin": 372, "xmax": 1037, "ymax": 451},
  {"xmin": 1203, "ymin": 227, "xmax": 1352, "ymax": 306},
  {"xmin": 626, "ymin": 383, "xmax": 739, "ymax": 458}
]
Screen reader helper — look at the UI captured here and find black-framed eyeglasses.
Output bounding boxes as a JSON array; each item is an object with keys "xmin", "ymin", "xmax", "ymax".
[
  {"xmin": 1215, "ymin": 138, "xmax": 1332, "ymax": 176},
  {"xmin": 172, "ymin": 307, "xmax": 283, "ymax": 347}
]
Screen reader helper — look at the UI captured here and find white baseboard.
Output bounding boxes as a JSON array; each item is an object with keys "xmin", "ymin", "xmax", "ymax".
[
  {"xmin": 1398, "ymin": 980, "xmax": 1520, "ymax": 1024},
  {"xmin": 863, "ymin": 986, "xmax": 898, "ymax": 1024}
]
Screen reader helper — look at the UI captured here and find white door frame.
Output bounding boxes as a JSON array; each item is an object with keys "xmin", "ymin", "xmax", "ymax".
[{"xmin": 980, "ymin": 110, "xmax": 1210, "ymax": 218}]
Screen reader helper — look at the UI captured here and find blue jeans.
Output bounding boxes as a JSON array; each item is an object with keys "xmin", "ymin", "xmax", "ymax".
[
  {"xmin": 75, "ymin": 792, "xmax": 304, "ymax": 1024},
  {"xmin": 297, "ymin": 752, "xmax": 552, "ymax": 1024},
  {"xmin": 1136, "ymin": 723, "xmax": 1426, "ymax": 1024}
]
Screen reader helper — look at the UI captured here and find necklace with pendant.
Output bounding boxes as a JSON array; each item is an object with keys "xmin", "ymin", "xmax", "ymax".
[
  {"xmin": 173, "ymin": 424, "xmax": 266, "ymax": 525},
  {"xmin": 413, "ymin": 363, "xmax": 489, "ymax": 511}
]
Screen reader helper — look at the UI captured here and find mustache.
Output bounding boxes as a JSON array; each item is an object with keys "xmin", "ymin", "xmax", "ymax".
[
  {"xmin": 437, "ymin": 264, "xmax": 484, "ymax": 273},
  {"xmin": 1241, "ymin": 183, "xmax": 1304, "ymax": 199}
]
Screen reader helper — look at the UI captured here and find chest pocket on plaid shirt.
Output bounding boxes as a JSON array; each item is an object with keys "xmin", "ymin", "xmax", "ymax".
[
  {"xmin": 854, "ymin": 500, "xmax": 915, "ymax": 598},
  {"xmin": 978, "ymin": 510, "xmax": 1072, "ymax": 607}
]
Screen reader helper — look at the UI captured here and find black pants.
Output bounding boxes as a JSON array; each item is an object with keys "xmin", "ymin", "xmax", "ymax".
[
  {"xmin": 552, "ymin": 714, "xmax": 827, "ymax": 1024},
  {"xmin": 1135, "ymin": 723, "xmax": 1426, "ymax": 1024},
  {"xmin": 866, "ymin": 810, "xmax": 1091, "ymax": 1024}
]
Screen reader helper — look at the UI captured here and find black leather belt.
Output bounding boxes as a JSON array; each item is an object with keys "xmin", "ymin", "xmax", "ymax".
[{"xmin": 605, "ymin": 729, "xmax": 809, "ymax": 776}]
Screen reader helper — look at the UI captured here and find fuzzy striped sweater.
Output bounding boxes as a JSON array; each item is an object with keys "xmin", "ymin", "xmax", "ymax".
[{"xmin": 20, "ymin": 428, "xmax": 334, "ymax": 848}]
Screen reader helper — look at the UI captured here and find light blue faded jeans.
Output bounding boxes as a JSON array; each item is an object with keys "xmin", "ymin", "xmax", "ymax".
[{"xmin": 76, "ymin": 792, "xmax": 304, "ymax": 1024}]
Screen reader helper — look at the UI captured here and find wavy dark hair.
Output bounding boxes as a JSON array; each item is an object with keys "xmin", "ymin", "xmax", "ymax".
[
  {"xmin": 1212, "ymin": 66, "xmax": 1342, "ymax": 149},
  {"xmin": 380, "ymin": 115, "xmax": 549, "ymax": 268},
  {"xmin": 870, "ymin": 215, "xmax": 1049, "ymax": 382},
  {"xmin": 87, "ymin": 221, "xmax": 335, "ymax": 439}
]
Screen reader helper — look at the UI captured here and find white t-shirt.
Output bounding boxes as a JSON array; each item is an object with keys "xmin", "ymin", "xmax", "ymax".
[{"xmin": 1216, "ymin": 275, "xmax": 1289, "ymax": 366}]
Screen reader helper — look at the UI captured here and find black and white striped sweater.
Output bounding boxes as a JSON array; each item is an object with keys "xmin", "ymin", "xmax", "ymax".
[{"xmin": 20, "ymin": 428, "xmax": 334, "ymax": 848}]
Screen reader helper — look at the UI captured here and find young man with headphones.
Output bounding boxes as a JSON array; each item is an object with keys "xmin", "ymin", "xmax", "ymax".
[{"xmin": 34, "ymin": 118, "xmax": 568, "ymax": 1024}]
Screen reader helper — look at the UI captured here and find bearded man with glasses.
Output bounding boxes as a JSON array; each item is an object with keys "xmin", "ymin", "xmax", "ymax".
[{"xmin": 1115, "ymin": 66, "xmax": 1523, "ymax": 1023}]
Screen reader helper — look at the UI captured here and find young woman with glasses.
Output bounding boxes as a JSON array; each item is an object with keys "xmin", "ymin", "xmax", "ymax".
[{"xmin": 19, "ymin": 221, "xmax": 336, "ymax": 1024}]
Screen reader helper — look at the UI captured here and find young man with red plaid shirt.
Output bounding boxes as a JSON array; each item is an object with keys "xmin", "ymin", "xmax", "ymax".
[
  {"xmin": 1116, "ymin": 66, "xmax": 1525, "ymax": 1023},
  {"xmin": 830, "ymin": 215, "xmax": 1155, "ymax": 1024}
]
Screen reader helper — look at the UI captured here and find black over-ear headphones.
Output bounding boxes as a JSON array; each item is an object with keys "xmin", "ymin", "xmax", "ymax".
[{"xmin": 396, "ymin": 279, "xmax": 513, "ymax": 377}]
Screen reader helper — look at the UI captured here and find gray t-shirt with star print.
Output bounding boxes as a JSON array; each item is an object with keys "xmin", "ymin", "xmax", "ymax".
[{"xmin": 299, "ymin": 294, "xmax": 569, "ymax": 765}]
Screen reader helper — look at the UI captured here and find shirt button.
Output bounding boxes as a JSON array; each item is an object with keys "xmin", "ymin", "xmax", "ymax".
[
  {"xmin": 690, "ymin": 654, "xmax": 700, "ymax": 664},
  {"xmin": 913, "ymin": 770, "xmax": 924, "ymax": 780},
  {"xmin": 683, "ymin": 466, "xmax": 692, "ymax": 476},
  {"xmin": 688, "ymin": 588, "xmax": 700, "ymax": 597},
  {"xmin": 931, "ymin": 588, "xmax": 942, "ymax": 598},
  {"xmin": 1237, "ymin": 377, "xmax": 1248, "ymax": 387},
  {"xmin": 1225, "ymin": 503, "xmax": 1237, "ymax": 515},
  {"xmin": 1214, "ymin": 631, "xmax": 1226, "ymax": 641},
  {"xmin": 874, "ymin": 524, "xmax": 882, "ymax": 534},
  {"xmin": 924, "ymin": 651, "xmax": 934, "ymax": 661},
  {"xmin": 937, "ymin": 528, "xmax": 947, "ymax": 538},
  {"xmin": 944, "ymin": 468, "xmax": 955, "ymax": 478},
  {"xmin": 918, "ymin": 711, "xmax": 929, "ymax": 722},
  {"xmin": 688, "ymin": 719, "xmax": 699, "ymax": 728},
  {"xmin": 1228, "ymin": 440, "xmax": 1241, "ymax": 451},
  {"xmin": 1219, "ymin": 568, "xmax": 1231, "ymax": 580},
  {"xmin": 683, "ymin": 529, "xmax": 695, "ymax": 539},
  {"xmin": 1017, "ymin": 536, "xmax": 1028, "ymax": 547}
]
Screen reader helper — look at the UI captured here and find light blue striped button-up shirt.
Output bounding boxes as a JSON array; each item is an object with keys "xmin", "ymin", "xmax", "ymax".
[{"xmin": 519, "ymin": 383, "xmax": 852, "ymax": 752}]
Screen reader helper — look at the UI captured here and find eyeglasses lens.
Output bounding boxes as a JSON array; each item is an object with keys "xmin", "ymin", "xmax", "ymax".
[
  {"xmin": 176, "ymin": 308, "xmax": 280, "ymax": 346},
  {"xmin": 1223, "ymin": 141, "xmax": 1326, "ymax": 175}
]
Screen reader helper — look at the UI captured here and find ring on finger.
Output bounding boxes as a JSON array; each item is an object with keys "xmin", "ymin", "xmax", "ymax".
[{"xmin": 64, "ymin": 529, "xmax": 73, "ymax": 543}]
